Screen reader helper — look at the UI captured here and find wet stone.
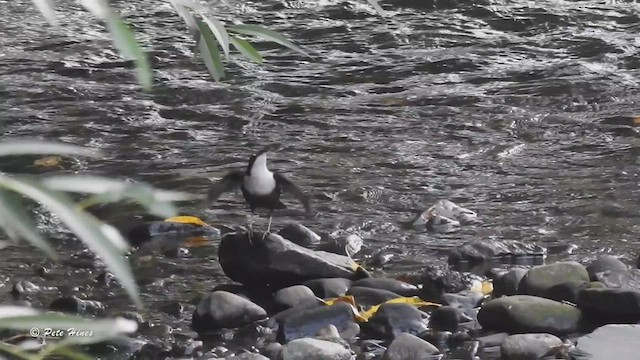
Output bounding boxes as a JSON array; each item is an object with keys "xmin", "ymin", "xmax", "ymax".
[
  {"xmin": 593, "ymin": 268, "xmax": 640, "ymax": 289},
  {"xmin": 346, "ymin": 286, "xmax": 401, "ymax": 307},
  {"xmin": 278, "ymin": 223, "xmax": 321, "ymax": 246},
  {"xmin": 543, "ymin": 280, "xmax": 590, "ymax": 304},
  {"xmin": 448, "ymin": 240, "xmax": 545, "ymax": 265},
  {"xmin": 274, "ymin": 285, "xmax": 317, "ymax": 310},
  {"xmin": 192, "ymin": 290, "xmax": 267, "ymax": 333},
  {"xmin": 577, "ymin": 288, "xmax": 640, "ymax": 322},
  {"xmin": 519, "ymin": 261, "xmax": 590, "ymax": 298},
  {"xmin": 49, "ymin": 296, "xmax": 105, "ymax": 315},
  {"xmin": 320, "ymin": 233, "xmax": 364, "ymax": 256},
  {"xmin": 575, "ymin": 324, "xmax": 640, "ymax": 360},
  {"xmin": 351, "ymin": 277, "xmax": 419, "ymax": 297},
  {"xmin": 276, "ymin": 302, "xmax": 356, "ymax": 343},
  {"xmin": 382, "ymin": 333, "xmax": 439, "ymax": 360},
  {"xmin": 493, "ymin": 267, "xmax": 528, "ymax": 297},
  {"xmin": 586, "ymin": 255, "xmax": 628, "ymax": 281},
  {"xmin": 420, "ymin": 265, "xmax": 480, "ymax": 300},
  {"xmin": 440, "ymin": 290, "xmax": 484, "ymax": 309},
  {"xmin": 364, "ymin": 303, "xmax": 428, "ymax": 339},
  {"xmin": 500, "ymin": 333, "xmax": 563, "ymax": 360},
  {"xmin": 159, "ymin": 300, "xmax": 183, "ymax": 318},
  {"xmin": 478, "ymin": 295, "xmax": 582, "ymax": 335},
  {"xmin": 280, "ymin": 338, "xmax": 353, "ymax": 360},
  {"xmin": 11, "ymin": 281, "xmax": 39, "ymax": 297},
  {"xmin": 429, "ymin": 306, "xmax": 462, "ymax": 332},
  {"xmin": 303, "ymin": 278, "xmax": 352, "ymax": 298}
]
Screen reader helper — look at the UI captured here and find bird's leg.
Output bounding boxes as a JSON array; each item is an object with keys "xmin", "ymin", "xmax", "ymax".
[
  {"xmin": 261, "ymin": 210, "xmax": 273, "ymax": 241},
  {"xmin": 246, "ymin": 211, "xmax": 254, "ymax": 245}
]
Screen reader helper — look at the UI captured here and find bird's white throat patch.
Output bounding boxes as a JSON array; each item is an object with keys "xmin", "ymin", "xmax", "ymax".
[{"xmin": 245, "ymin": 153, "xmax": 276, "ymax": 195}]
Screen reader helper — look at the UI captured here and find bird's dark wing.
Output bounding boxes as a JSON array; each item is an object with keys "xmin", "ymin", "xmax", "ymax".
[
  {"xmin": 207, "ymin": 170, "xmax": 244, "ymax": 203},
  {"xmin": 274, "ymin": 173, "xmax": 312, "ymax": 216}
]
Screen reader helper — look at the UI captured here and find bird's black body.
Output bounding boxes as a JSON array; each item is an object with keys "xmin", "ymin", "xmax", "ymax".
[{"xmin": 207, "ymin": 146, "xmax": 312, "ymax": 226}]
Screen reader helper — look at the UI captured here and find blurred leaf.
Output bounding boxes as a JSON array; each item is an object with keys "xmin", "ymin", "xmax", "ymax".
[
  {"xmin": 106, "ymin": 17, "xmax": 153, "ymax": 91},
  {"xmin": 169, "ymin": 0, "xmax": 198, "ymax": 32},
  {"xmin": 0, "ymin": 342, "xmax": 32, "ymax": 360},
  {"xmin": 229, "ymin": 35, "xmax": 263, "ymax": 64},
  {"xmin": 0, "ymin": 189, "xmax": 58, "ymax": 260},
  {"xmin": 195, "ymin": 17, "xmax": 224, "ymax": 81},
  {"xmin": 366, "ymin": 0, "xmax": 387, "ymax": 17},
  {"xmin": 42, "ymin": 175, "xmax": 196, "ymax": 218},
  {"xmin": 0, "ymin": 175, "xmax": 142, "ymax": 309},
  {"xmin": 40, "ymin": 346, "xmax": 94, "ymax": 360},
  {"xmin": 79, "ymin": 0, "xmax": 152, "ymax": 90},
  {"xmin": 0, "ymin": 306, "xmax": 39, "ymax": 318},
  {"xmin": 197, "ymin": 13, "xmax": 230, "ymax": 59},
  {"xmin": 0, "ymin": 140, "xmax": 101, "ymax": 158},
  {"xmin": 227, "ymin": 24, "xmax": 310, "ymax": 58},
  {"xmin": 32, "ymin": 0, "xmax": 58, "ymax": 25}
]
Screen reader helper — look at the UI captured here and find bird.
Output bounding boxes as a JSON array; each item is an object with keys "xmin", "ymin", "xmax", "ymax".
[{"xmin": 206, "ymin": 145, "xmax": 312, "ymax": 240}]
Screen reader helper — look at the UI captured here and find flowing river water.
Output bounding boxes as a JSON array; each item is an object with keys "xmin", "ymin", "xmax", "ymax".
[{"xmin": 1, "ymin": 0, "xmax": 640, "ymax": 354}]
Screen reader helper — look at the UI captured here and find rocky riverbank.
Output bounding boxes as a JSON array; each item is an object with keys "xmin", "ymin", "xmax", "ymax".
[{"xmin": 4, "ymin": 203, "xmax": 640, "ymax": 359}]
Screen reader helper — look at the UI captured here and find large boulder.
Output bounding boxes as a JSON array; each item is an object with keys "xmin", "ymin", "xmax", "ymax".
[
  {"xmin": 493, "ymin": 268, "xmax": 528, "ymax": 297},
  {"xmin": 519, "ymin": 262, "xmax": 590, "ymax": 297},
  {"xmin": 478, "ymin": 295, "xmax": 582, "ymax": 335},
  {"xmin": 219, "ymin": 232, "xmax": 368, "ymax": 289},
  {"xmin": 192, "ymin": 291, "xmax": 267, "ymax": 333},
  {"xmin": 577, "ymin": 288, "xmax": 640, "ymax": 322},
  {"xmin": 593, "ymin": 268, "xmax": 640, "ymax": 289},
  {"xmin": 586, "ymin": 255, "xmax": 628, "ymax": 281}
]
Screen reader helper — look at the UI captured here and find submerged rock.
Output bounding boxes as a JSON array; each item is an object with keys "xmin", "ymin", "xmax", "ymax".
[
  {"xmin": 478, "ymin": 295, "xmax": 582, "ymax": 335},
  {"xmin": 278, "ymin": 223, "xmax": 321, "ymax": 246},
  {"xmin": 276, "ymin": 303, "xmax": 356, "ymax": 343},
  {"xmin": 351, "ymin": 278, "xmax": 419, "ymax": 297},
  {"xmin": 574, "ymin": 324, "xmax": 640, "ymax": 360},
  {"xmin": 274, "ymin": 285, "xmax": 318, "ymax": 310},
  {"xmin": 408, "ymin": 200, "xmax": 478, "ymax": 229},
  {"xmin": 303, "ymin": 278, "xmax": 352, "ymax": 298},
  {"xmin": 192, "ymin": 291, "xmax": 267, "ymax": 333},
  {"xmin": 363, "ymin": 303, "xmax": 428, "ymax": 339},
  {"xmin": 420, "ymin": 265, "xmax": 482, "ymax": 300},
  {"xmin": 500, "ymin": 333, "xmax": 563, "ymax": 360},
  {"xmin": 586, "ymin": 255, "xmax": 628, "ymax": 281},
  {"xmin": 219, "ymin": 232, "xmax": 368, "ymax": 289},
  {"xmin": 382, "ymin": 333, "xmax": 439, "ymax": 360},
  {"xmin": 280, "ymin": 338, "xmax": 352, "ymax": 360},
  {"xmin": 49, "ymin": 296, "xmax": 105, "ymax": 315},
  {"xmin": 519, "ymin": 261, "xmax": 590, "ymax": 298},
  {"xmin": 448, "ymin": 240, "xmax": 546, "ymax": 265}
]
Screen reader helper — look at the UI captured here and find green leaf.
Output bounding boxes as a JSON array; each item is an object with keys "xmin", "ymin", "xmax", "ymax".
[
  {"xmin": 0, "ymin": 140, "xmax": 101, "ymax": 158},
  {"xmin": 195, "ymin": 17, "xmax": 224, "ymax": 81},
  {"xmin": 366, "ymin": 0, "xmax": 387, "ymax": 17},
  {"xmin": 31, "ymin": 0, "xmax": 58, "ymax": 26},
  {"xmin": 229, "ymin": 35, "xmax": 263, "ymax": 64},
  {"xmin": 0, "ymin": 189, "xmax": 58, "ymax": 260},
  {"xmin": 0, "ymin": 176, "xmax": 142, "ymax": 309},
  {"xmin": 196, "ymin": 12, "xmax": 230, "ymax": 60},
  {"xmin": 106, "ymin": 17, "xmax": 153, "ymax": 91},
  {"xmin": 227, "ymin": 24, "xmax": 310, "ymax": 58},
  {"xmin": 169, "ymin": 0, "xmax": 198, "ymax": 33}
]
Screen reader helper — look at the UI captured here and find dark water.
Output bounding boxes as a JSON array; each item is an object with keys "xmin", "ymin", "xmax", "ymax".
[{"xmin": 1, "ymin": 0, "xmax": 640, "ymax": 347}]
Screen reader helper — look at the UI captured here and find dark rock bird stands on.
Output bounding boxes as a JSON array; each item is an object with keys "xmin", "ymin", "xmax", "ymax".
[{"xmin": 207, "ymin": 145, "xmax": 312, "ymax": 236}]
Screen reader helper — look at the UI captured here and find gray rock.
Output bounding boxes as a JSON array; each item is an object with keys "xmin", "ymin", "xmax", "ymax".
[
  {"xmin": 543, "ymin": 280, "xmax": 590, "ymax": 304},
  {"xmin": 232, "ymin": 353, "xmax": 270, "ymax": 360},
  {"xmin": 500, "ymin": 333, "xmax": 563, "ymax": 360},
  {"xmin": 274, "ymin": 286, "xmax": 317, "ymax": 309},
  {"xmin": 303, "ymin": 278, "xmax": 352, "ymax": 298},
  {"xmin": 429, "ymin": 306, "xmax": 462, "ymax": 332},
  {"xmin": 351, "ymin": 278, "xmax": 419, "ymax": 297},
  {"xmin": 420, "ymin": 265, "xmax": 480, "ymax": 300},
  {"xmin": 575, "ymin": 324, "xmax": 640, "ymax": 360},
  {"xmin": 440, "ymin": 290, "xmax": 484, "ymax": 309},
  {"xmin": 192, "ymin": 291, "xmax": 267, "ymax": 332},
  {"xmin": 477, "ymin": 295, "xmax": 582, "ymax": 335},
  {"xmin": 321, "ymin": 234, "xmax": 364, "ymax": 256},
  {"xmin": 219, "ymin": 232, "xmax": 366, "ymax": 289},
  {"xmin": 280, "ymin": 338, "xmax": 352, "ymax": 360},
  {"xmin": 346, "ymin": 286, "xmax": 401, "ymax": 307},
  {"xmin": 593, "ymin": 268, "xmax": 640, "ymax": 289},
  {"xmin": 278, "ymin": 223, "xmax": 321, "ymax": 246},
  {"xmin": 448, "ymin": 240, "xmax": 546, "ymax": 265},
  {"xmin": 263, "ymin": 342, "xmax": 282, "ymax": 360},
  {"xmin": 577, "ymin": 288, "xmax": 640, "ymax": 318},
  {"xmin": 477, "ymin": 332, "xmax": 509, "ymax": 347},
  {"xmin": 382, "ymin": 333, "xmax": 439, "ymax": 360},
  {"xmin": 364, "ymin": 303, "xmax": 428, "ymax": 339},
  {"xmin": 519, "ymin": 261, "xmax": 590, "ymax": 297},
  {"xmin": 276, "ymin": 302, "xmax": 356, "ymax": 343},
  {"xmin": 493, "ymin": 268, "xmax": 528, "ymax": 297},
  {"xmin": 587, "ymin": 255, "xmax": 628, "ymax": 281}
]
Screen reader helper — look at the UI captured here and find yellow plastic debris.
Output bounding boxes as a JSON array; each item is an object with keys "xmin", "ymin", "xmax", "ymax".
[
  {"xmin": 164, "ymin": 216, "xmax": 208, "ymax": 227},
  {"xmin": 321, "ymin": 295, "xmax": 368, "ymax": 322},
  {"xmin": 481, "ymin": 280, "xmax": 493, "ymax": 295},
  {"xmin": 358, "ymin": 297, "xmax": 441, "ymax": 322},
  {"xmin": 183, "ymin": 236, "xmax": 210, "ymax": 248}
]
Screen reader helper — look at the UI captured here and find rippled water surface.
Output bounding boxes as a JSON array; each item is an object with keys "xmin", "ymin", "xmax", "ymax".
[{"xmin": 2, "ymin": 0, "xmax": 640, "ymax": 345}]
